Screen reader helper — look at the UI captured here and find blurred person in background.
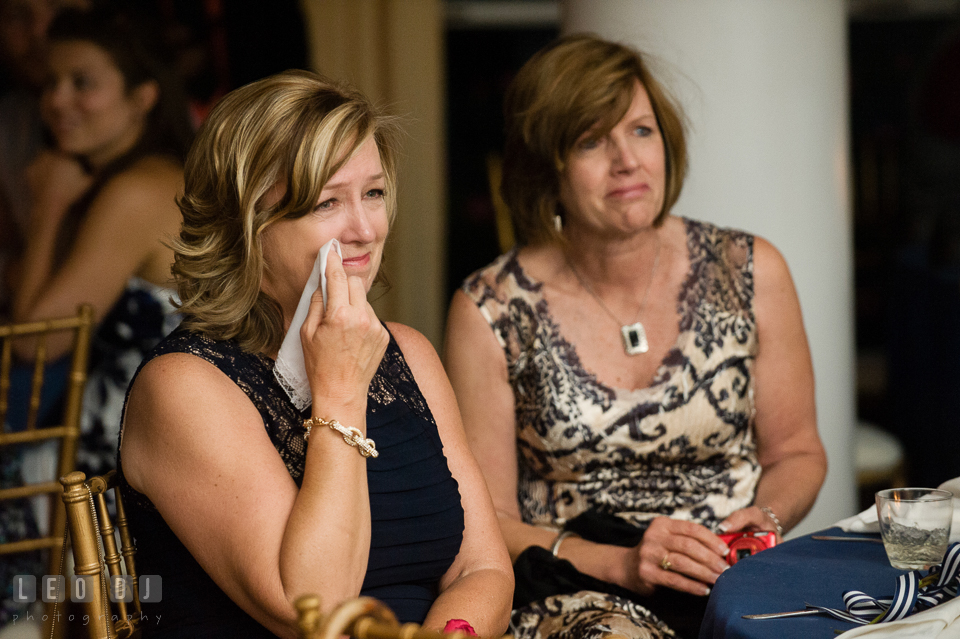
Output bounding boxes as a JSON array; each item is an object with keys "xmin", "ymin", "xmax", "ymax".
[
  {"xmin": 10, "ymin": 4, "xmax": 193, "ymax": 473},
  {"xmin": 3, "ymin": 6, "xmax": 191, "ymax": 627},
  {"xmin": 0, "ymin": 0, "xmax": 86, "ymax": 318},
  {"xmin": 0, "ymin": 1, "xmax": 85, "ymax": 631}
]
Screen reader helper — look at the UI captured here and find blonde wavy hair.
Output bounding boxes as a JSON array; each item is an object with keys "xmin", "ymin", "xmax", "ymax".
[
  {"xmin": 502, "ymin": 33, "xmax": 688, "ymax": 247},
  {"xmin": 172, "ymin": 70, "xmax": 401, "ymax": 354}
]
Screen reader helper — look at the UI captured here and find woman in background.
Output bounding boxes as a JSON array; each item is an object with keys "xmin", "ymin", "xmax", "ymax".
[
  {"xmin": 444, "ymin": 34, "xmax": 826, "ymax": 638},
  {"xmin": 12, "ymin": 6, "xmax": 192, "ymax": 474}
]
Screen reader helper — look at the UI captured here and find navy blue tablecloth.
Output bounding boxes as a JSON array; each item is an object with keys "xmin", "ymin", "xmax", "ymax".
[{"xmin": 699, "ymin": 528, "xmax": 903, "ymax": 638}]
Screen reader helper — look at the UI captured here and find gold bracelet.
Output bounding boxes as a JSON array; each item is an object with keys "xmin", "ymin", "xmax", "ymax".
[{"xmin": 303, "ymin": 417, "xmax": 378, "ymax": 458}]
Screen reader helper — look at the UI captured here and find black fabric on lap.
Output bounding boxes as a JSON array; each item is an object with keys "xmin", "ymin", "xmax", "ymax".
[
  {"xmin": 513, "ymin": 510, "xmax": 707, "ymax": 639},
  {"xmin": 564, "ymin": 509, "xmax": 648, "ymax": 547}
]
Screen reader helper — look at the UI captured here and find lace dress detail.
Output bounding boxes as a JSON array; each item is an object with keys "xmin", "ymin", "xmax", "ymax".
[
  {"xmin": 116, "ymin": 328, "xmax": 464, "ymax": 637},
  {"xmin": 462, "ymin": 218, "xmax": 758, "ymax": 639}
]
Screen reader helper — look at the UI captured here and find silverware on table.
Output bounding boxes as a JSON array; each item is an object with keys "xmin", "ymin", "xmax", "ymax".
[
  {"xmin": 742, "ymin": 609, "xmax": 822, "ymax": 620},
  {"xmin": 810, "ymin": 535, "xmax": 884, "ymax": 543}
]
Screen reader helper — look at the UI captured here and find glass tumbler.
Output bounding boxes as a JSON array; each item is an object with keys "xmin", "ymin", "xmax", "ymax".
[{"xmin": 876, "ymin": 488, "xmax": 953, "ymax": 570}]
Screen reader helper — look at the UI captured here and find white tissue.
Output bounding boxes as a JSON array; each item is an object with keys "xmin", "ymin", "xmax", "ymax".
[{"xmin": 273, "ymin": 239, "xmax": 341, "ymax": 411}]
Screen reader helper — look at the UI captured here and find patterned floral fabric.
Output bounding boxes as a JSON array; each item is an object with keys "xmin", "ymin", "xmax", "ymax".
[
  {"xmin": 512, "ymin": 591, "xmax": 676, "ymax": 639},
  {"xmin": 79, "ymin": 277, "xmax": 179, "ymax": 477},
  {"xmin": 462, "ymin": 218, "xmax": 759, "ymax": 638},
  {"xmin": 0, "ymin": 449, "xmax": 43, "ymax": 626},
  {"xmin": 0, "ymin": 278, "xmax": 178, "ymax": 628}
]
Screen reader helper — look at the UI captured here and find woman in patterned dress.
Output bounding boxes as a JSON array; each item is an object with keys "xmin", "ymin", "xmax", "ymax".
[{"xmin": 443, "ymin": 34, "xmax": 827, "ymax": 639}]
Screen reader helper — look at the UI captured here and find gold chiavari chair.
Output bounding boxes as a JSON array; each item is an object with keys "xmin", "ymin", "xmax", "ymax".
[
  {"xmin": 0, "ymin": 304, "xmax": 94, "ymax": 638},
  {"xmin": 296, "ymin": 594, "xmax": 514, "ymax": 639},
  {"xmin": 59, "ymin": 470, "xmax": 141, "ymax": 639}
]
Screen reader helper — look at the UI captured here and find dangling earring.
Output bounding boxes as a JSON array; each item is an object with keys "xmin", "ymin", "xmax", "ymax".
[{"xmin": 554, "ymin": 214, "xmax": 563, "ymax": 233}]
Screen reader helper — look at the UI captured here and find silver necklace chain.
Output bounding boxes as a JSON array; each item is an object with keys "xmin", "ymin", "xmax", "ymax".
[{"xmin": 566, "ymin": 235, "xmax": 661, "ymax": 355}]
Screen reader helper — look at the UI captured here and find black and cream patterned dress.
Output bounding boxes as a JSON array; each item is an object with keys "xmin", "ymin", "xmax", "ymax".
[{"xmin": 462, "ymin": 218, "xmax": 760, "ymax": 639}]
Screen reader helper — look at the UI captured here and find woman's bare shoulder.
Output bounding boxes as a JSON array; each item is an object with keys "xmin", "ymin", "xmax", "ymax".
[
  {"xmin": 127, "ymin": 153, "xmax": 184, "ymax": 176},
  {"xmin": 514, "ymin": 243, "xmax": 563, "ymax": 283},
  {"xmin": 121, "ymin": 350, "xmax": 259, "ymax": 485},
  {"xmin": 88, "ymin": 154, "xmax": 183, "ymax": 229},
  {"xmin": 98, "ymin": 155, "xmax": 182, "ymax": 201},
  {"xmin": 386, "ymin": 322, "xmax": 457, "ymax": 401},
  {"xmin": 386, "ymin": 322, "xmax": 438, "ymax": 366},
  {"xmin": 130, "ymin": 351, "xmax": 244, "ymax": 412},
  {"xmin": 751, "ymin": 235, "xmax": 794, "ymax": 291}
]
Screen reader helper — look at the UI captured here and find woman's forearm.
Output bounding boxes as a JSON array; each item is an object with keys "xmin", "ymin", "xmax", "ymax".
[
  {"xmin": 423, "ymin": 568, "xmax": 514, "ymax": 636},
  {"xmin": 277, "ymin": 405, "xmax": 374, "ymax": 617},
  {"xmin": 12, "ymin": 208, "xmax": 61, "ymax": 324},
  {"xmin": 753, "ymin": 450, "xmax": 827, "ymax": 532},
  {"xmin": 9, "ymin": 210, "xmax": 74, "ymax": 360},
  {"xmin": 15, "ymin": 151, "xmax": 88, "ymax": 325},
  {"xmin": 497, "ymin": 513, "xmax": 632, "ymax": 589}
]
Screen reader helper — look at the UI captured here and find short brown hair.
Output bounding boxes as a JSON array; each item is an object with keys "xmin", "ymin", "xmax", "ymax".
[
  {"xmin": 502, "ymin": 33, "xmax": 688, "ymax": 246},
  {"xmin": 173, "ymin": 70, "xmax": 401, "ymax": 354}
]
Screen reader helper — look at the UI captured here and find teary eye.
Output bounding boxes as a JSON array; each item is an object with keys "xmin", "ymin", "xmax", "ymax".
[{"xmin": 72, "ymin": 72, "xmax": 93, "ymax": 91}]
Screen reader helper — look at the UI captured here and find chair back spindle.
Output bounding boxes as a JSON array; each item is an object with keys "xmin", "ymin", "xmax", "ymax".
[
  {"xmin": 0, "ymin": 305, "xmax": 94, "ymax": 639},
  {"xmin": 60, "ymin": 470, "xmax": 141, "ymax": 639}
]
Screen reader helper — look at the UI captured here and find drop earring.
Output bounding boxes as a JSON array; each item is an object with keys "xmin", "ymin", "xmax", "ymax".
[{"xmin": 554, "ymin": 214, "xmax": 563, "ymax": 233}]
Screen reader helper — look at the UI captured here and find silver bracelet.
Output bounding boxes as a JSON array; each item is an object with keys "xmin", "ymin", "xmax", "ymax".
[
  {"xmin": 550, "ymin": 531, "xmax": 579, "ymax": 557},
  {"xmin": 759, "ymin": 506, "xmax": 783, "ymax": 536},
  {"xmin": 303, "ymin": 417, "xmax": 378, "ymax": 458}
]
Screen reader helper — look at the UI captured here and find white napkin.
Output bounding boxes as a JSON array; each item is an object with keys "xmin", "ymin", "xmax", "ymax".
[
  {"xmin": 838, "ymin": 596, "xmax": 960, "ymax": 638},
  {"xmin": 834, "ymin": 478, "xmax": 960, "ymax": 543},
  {"xmin": 273, "ymin": 239, "xmax": 341, "ymax": 411}
]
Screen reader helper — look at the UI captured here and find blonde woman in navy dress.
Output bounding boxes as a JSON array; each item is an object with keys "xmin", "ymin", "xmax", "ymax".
[
  {"xmin": 117, "ymin": 71, "xmax": 513, "ymax": 638},
  {"xmin": 444, "ymin": 34, "xmax": 827, "ymax": 639}
]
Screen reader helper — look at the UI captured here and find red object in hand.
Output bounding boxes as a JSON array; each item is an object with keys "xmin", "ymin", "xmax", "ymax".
[
  {"xmin": 718, "ymin": 530, "xmax": 777, "ymax": 566},
  {"xmin": 443, "ymin": 619, "xmax": 478, "ymax": 636}
]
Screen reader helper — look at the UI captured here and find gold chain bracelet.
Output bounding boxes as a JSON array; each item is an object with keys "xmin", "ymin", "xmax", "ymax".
[{"xmin": 303, "ymin": 417, "xmax": 378, "ymax": 458}]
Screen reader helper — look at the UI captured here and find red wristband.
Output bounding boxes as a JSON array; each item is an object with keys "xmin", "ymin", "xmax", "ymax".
[{"xmin": 443, "ymin": 619, "xmax": 478, "ymax": 636}]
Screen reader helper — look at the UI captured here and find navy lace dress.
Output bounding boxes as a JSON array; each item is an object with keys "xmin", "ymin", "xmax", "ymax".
[{"xmin": 116, "ymin": 328, "xmax": 465, "ymax": 637}]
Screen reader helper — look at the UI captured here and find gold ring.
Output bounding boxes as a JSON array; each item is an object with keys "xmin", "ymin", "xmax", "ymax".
[{"xmin": 660, "ymin": 554, "xmax": 672, "ymax": 571}]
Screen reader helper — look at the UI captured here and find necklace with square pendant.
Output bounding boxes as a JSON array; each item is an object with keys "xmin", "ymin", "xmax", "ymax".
[{"xmin": 566, "ymin": 237, "xmax": 661, "ymax": 356}]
